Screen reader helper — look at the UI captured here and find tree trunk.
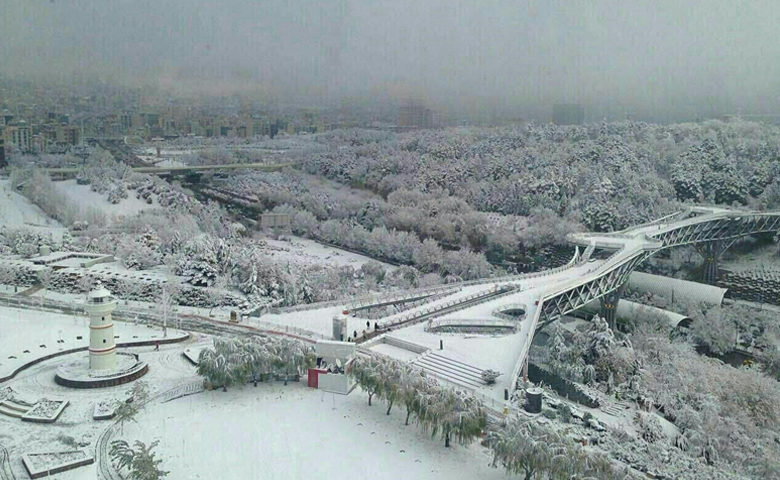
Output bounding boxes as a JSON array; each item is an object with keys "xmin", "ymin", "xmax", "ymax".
[
  {"xmin": 222, "ymin": 386, "xmax": 227, "ymax": 392},
  {"xmin": 368, "ymin": 392, "xmax": 373, "ymax": 406},
  {"xmin": 445, "ymin": 431, "xmax": 450, "ymax": 448},
  {"xmin": 405, "ymin": 408, "xmax": 412, "ymax": 425},
  {"xmin": 386, "ymin": 401, "xmax": 394, "ymax": 416},
  {"xmin": 284, "ymin": 371, "xmax": 288, "ymax": 386}
]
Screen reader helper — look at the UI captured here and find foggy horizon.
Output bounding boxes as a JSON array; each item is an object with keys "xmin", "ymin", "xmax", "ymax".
[{"xmin": 2, "ymin": 0, "xmax": 780, "ymax": 122}]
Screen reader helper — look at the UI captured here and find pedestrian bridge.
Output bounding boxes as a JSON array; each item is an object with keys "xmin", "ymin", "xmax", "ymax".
[
  {"xmin": 253, "ymin": 206, "xmax": 780, "ymax": 405},
  {"xmin": 33, "ymin": 162, "xmax": 295, "ymax": 180}
]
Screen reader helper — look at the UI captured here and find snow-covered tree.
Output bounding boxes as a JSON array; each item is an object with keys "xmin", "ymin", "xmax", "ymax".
[
  {"xmin": 350, "ymin": 356, "xmax": 384, "ymax": 406},
  {"xmin": 114, "ymin": 381, "xmax": 149, "ymax": 434},
  {"xmin": 427, "ymin": 389, "xmax": 486, "ymax": 448},
  {"xmin": 109, "ymin": 439, "xmax": 169, "ymax": 480}
]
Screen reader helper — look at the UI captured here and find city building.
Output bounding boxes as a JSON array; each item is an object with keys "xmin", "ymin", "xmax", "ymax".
[
  {"xmin": 398, "ymin": 100, "xmax": 434, "ymax": 129},
  {"xmin": 552, "ymin": 104, "xmax": 585, "ymax": 125},
  {"xmin": 3, "ymin": 122, "xmax": 32, "ymax": 153},
  {"xmin": 56, "ymin": 124, "xmax": 81, "ymax": 145},
  {"xmin": 0, "ymin": 137, "xmax": 6, "ymax": 168}
]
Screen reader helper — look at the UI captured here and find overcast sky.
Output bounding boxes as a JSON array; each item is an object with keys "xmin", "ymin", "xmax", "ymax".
[{"xmin": 2, "ymin": 0, "xmax": 780, "ymax": 121}]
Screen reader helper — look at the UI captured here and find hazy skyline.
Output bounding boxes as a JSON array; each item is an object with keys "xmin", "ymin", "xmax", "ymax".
[{"xmin": 2, "ymin": 0, "xmax": 780, "ymax": 121}]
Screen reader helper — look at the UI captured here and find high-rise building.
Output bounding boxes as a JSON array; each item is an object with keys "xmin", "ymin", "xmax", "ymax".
[
  {"xmin": 120, "ymin": 112, "xmax": 133, "ymax": 131},
  {"xmin": 56, "ymin": 125, "xmax": 81, "ymax": 145},
  {"xmin": 3, "ymin": 123, "xmax": 32, "ymax": 153},
  {"xmin": 552, "ymin": 104, "xmax": 585, "ymax": 125},
  {"xmin": 0, "ymin": 137, "xmax": 6, "ymax": 168},
  {"xmin": 398, "ymin": 100, "xmax": 434, "ymax": 129}
]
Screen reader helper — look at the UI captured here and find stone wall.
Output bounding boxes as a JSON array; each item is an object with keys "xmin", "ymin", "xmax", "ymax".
[{"xmin": 527, "ymin": 362, "xmax": 600, "ymax": 408}]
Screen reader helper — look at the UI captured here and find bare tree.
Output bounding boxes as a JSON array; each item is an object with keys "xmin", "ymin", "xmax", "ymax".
[
  {"xmin": 0, "ymin": 264, "xmax": 15, "ymax": 291},
  {"xmin": 37, "ymin": 268, "xmax": 53, "ymax": 306},
  {"xmin": 158, "ymin": 255, "xmax": 182, "ymax": 337},
  {"xmin": 78, "ymin": 274, "xmax": 95, "ymax": 301},
  {"xmin": 208, "ymin": 275, "xmax": 228, "ymax": 317},
  {"xmin": 113, "ymin": 381, "xmax": 149, "ymax": 434},
  {"xmin": 157, "ymin": 282, "xmax": 179, "ymax": 338}
]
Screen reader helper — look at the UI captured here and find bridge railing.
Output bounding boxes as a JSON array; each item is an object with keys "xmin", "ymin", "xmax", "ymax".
[
  {"xmin": 271, "ymin": 284, "xmax": 462, "ymax": 315},
  {"xmin": 612, "ymin": 210, "xmax": 685, "ymax": 234},
  {"xmin": 273, "ymin": 244, "xmax": 593, "ymax": 317},
  {"xmin": 375, "ymin": 285, "xmax": 520, "ymax": 330},
  {"xmin": 425, "ymin": 317, "xmax": 517, "ymax": 332},
  {"xmin": 569, "ymin": 232, "xmax": 636, "ymax": 242},
  {"xmin": 492, "ymin": 302, "xmax": 528, "ymax": 322},
  {"xmin": 460, "ymin": 259, "xmax": 584, "ymax": 288},
  {"xmin": 345, "ymin": 285, "xmax": 461, "ymax": 311}
]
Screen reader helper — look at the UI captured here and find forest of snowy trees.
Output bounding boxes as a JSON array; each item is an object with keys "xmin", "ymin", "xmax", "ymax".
[{"xmin": 7, "ymin": 119, "xmax": 779, "ymax": 313}]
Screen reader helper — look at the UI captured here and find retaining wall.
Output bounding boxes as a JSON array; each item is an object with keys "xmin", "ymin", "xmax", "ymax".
[{"xmin": 527, "ymin": 363, "xmax": 599, "ymax": 408}]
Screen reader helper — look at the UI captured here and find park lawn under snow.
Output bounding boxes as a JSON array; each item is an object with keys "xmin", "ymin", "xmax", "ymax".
[
  {"xmin": 260, "ymin": 235, "xmax": 398, "ymax": 270},
  {"xmin": 0, "ymin": 304, "xmax": 183, "ymax": 379},
  {"xmin": 721, "ymin": 243, "xmax": 779, "ymax": 272},
  {"xmin": 0, "ymin": 179, "xmax": 66, "ymax": 239},
  {"xmin": 52, "ymin": 179, "xmax": 159, "ymax": 220},
  {"xmin": 121, "ymin": 382, "xmax": 505, "ymax": 480}
]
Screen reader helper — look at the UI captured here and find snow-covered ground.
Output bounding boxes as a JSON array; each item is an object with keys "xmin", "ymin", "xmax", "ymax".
[
  {"xmin": 722, "ymin": 243, "xmax": 779, "ymax": 272},
  {"xmin": 0, "ymin": 304, "xmax": 186, "ymax": 379},
  {"xmin": 51, "ymin": 179, "xmax": 159, "ymax": 220},
  {"xmin": 259, "ymin": 236, "xmax": 397, "ymax": 270},
  {"xmin": 369, "ymin": 342, "xmax": 423, "ymax": 362},
  {"xmin": 0, "ymin": 179, "xmax": 67, "ymax": 239},
  {"xmin": 0, "ymin": 336, "xmax": 207, "ymax": 480},
  {"xmin": 0, "ymin": 333, "xmax": 504, "ymax": 480},
  {"xmin": 121, "ymin": 382, "xmax": 506, "ymax": 480},
  {"xmin": 23, "ymin": 287, "xmax": 238, "ymax": 321},
  {"xmin": 150, "ymin": 158, "xmax": 187, "ymax": 168}
]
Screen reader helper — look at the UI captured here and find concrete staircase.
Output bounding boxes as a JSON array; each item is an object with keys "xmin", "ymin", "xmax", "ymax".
[
  {"xmin": 599, "ymin": 399, "xmax": 632, "ymax": 417},
  {"xmin": 413, "ymin": 353, "xmax": 486, "ymax": 390},
  {"xmin": 581, "ymin": 385, "xmax": 632, "ymax": 416},
  {"xmin": 17, "ymin": 284, "xmax": 44, "ymax": 297},
  {"xmin": 0, "ymin": 399, "xmax": 32, "ymax": 419}
]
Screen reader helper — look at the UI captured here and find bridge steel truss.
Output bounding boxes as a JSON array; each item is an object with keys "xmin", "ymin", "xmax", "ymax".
[
  {"xmin": 535, "ymin": 211, "xmax": 780, "ymax": 331},
  {"xmin": 651, "ymin": 212, "xmax": 780, "ymax": 250},
  {"xmin": 535, "ymin": 247, "xmax": 654, "ymax": 331}
]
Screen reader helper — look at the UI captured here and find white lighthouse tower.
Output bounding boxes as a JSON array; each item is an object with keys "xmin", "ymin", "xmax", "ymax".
[{"xmin": 85, "ymin": 281, "xmax": 118, "ymax": 370}]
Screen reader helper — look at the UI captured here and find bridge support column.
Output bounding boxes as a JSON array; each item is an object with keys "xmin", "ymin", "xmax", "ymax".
[
  {"xmin": 694, "ymin": 241, "xmax": 724, "ymax": 285},
  {"xmin": 599, "ymin": 285, "xmax": 625, "ymax": 332}
]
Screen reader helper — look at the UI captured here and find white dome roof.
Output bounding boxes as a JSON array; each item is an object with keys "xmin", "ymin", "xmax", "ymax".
[{"xmin": 88, "ymin": 281, "xmax": 112, "ymax": 299}]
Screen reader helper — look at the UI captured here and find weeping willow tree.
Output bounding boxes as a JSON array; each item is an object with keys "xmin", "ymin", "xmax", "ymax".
[
  {"xmin": 432, "ymin": 390, "xmax": 486, "ymax": 448},
  {"xmin": 350, "ymin": 356, "xmax": 384, "ymax": 406},
  {"xmin": 400, "ymin": 366, "xmax": 428, "ymax": 425},
  {"xmin": 379, "ymin": 359, "xmax": 404, "ymax": 415},
  {"xmin": 197, "ymin": 335, "xmax": 314, "ymax": 390},
  {"xmin": 351, "ymin": 354, "xmax": 486, "ymax": 448}
]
